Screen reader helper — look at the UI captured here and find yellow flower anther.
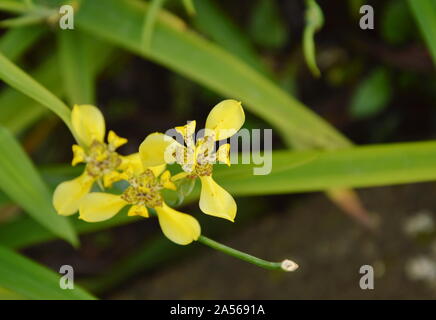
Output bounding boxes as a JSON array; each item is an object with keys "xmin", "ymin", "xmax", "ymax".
[
  {"xmin": 108, "ymin": 130, "xmax": 128, "ymax": 150},
  {"xmin": 71, "ymin": 144, "xmax": 86, "ymax": 166}
]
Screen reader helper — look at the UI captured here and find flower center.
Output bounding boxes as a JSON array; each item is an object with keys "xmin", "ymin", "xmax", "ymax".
[
  {"xmin": 121, "ymin": 169, "xmax": 163, "ymax": 208},
  {"xmin": 176, "ymin": 135, "xmax": 215, "ymax": 177},
  {"xmin": 85, "ymin": 140, "xmax": 122, "ymax": 178}
]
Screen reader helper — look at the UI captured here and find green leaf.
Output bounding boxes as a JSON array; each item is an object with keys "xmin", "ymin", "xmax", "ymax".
[
  {"xmin": 0, "ymin": 51, "xmax": 73, "ymax": 130},
  {"xmin": 350, "ymin": 68, "xmax": 392, "ymax": 120},
  {"xmin": 382, "ymin": 0, "xmax": 414, "ymax": 45},
  {"xmin": 3, "ymin": 140, "xmax": 436, "ymax": 249},
  {"xmin": 0, "ymin": 39, "xmax": 113, "ymax": 134},
  {"xmin": 141, "ymin": 0, "xmax": 166, "ymax": 51},
  {"xmin": 193, "ymin": 0, "xmax": 270, "ymax": 76},
  {"xmin": 57, "ymin": 31, "xmax": 95, "ymax": 105},
  {"xmin": 0, "ymin": 25, "xmax": 45, "ymax": 60},
  {"xmin": 182, "ymin": 0, "xmax": 196, "ymax": 15},
  {"xmin": 0, "ymin": 245, "xmax": 95, "ymax": 299},
  {"xmin": 407, "ymin": 0, "xmax": 436, "ymax": 66},
  {"xmin": 214, "ymin": 140, "xmax": 436, "ymax": 196},
  {"xmin": 248, "ymin": 0, "xmax": 288, "ymax": 50},
  {"xmin": 0, "ymin": 57, "xmax": 59, "ymax": 133},
  {"xmin": 303, "ymin": 0, "xmax": 324, "ymax": 78},
  {"xmin": 0, "ymin": 126, "xmax": 78, "ymax": 246},
  {"xmin": 0, "ymin": 1, "xmax": 28, "ymax": 13},
  {"xmin": 67, "ymin": 0, "xmax": 350, "ymax": 149}
]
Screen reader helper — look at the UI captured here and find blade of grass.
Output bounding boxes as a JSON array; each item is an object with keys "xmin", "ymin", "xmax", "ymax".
[
  {"xmin": 141, "ymin": 0, "xmax": 166, "ymax": 52},
  {"xmin": 303, "ymin": 0, "xmax": 324, "ymax": 77},
  {"xmin": 0, "ymin": 51, "xmax": 73, "ymax": 130},
  {"xmin": 57, "ymin": 31, "xmax": 95, "ymax": 104},
  {"xmin": 0, "ymin": 126, "xmax": 78, "ymax": 245},
  {"xmin": 407, "ymin": 0, "xmax": 436, "ymax": 66},
  {"xmin": 0, "ymin": 245, "xmax": 95, "ymax": 300},
  {"xmin": 0, "ymin": 40, "xmax": 114, "ymax": 134},
  {"xmin": 0, "ymin": 1, "xmax": 28, "ymax": 13}
]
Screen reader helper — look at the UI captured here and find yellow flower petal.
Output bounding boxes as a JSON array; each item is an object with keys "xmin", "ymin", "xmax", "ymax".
[
  {"xmin": 149, "ymin": 164, "xmax": 167, "ymax": 177},
  {"xmin": 71, "ymin": 144, "xmax": 86, "ymax": 166},
  {"xmin": 171, "ymin": 171, "xmax": 190, "ymax": 181},
  {"xmin": 216, "ymin": 143, "xmax": 230, "ymax": 166},
  {"xmin": 71, "ymin": 104, "xmax": 106, "ymax": 146},
  {"xmin": 199, "ymin": 175, "xmax": 236, "ymax": 222},
  {"xmin": 139, "ymin": 132, "xmax": 179, "ymax": 167},
  {"xmin": 155, "ymin": 202, "xmax": 201, "ymax": 245},
  {"xmin": 79, "ymin": 193, "xmax": 127, "ymax": 222},
  {"xmin": 205, "ymin": 100, "xmax": 245, "ymax": 140},
  {"xmin": 175, "ymin": 120, "xmax": 196, "ymax": 146},
  {"xmin": 103, "ymin": 171, "xmax": 126, "ymax": 188},
  {"xmin": 108, "ymin": 130, "xmax": 127, "ymax": 149},
  {"xmin": 120, "ymin": 153, "xmax": 143, "ymax": 174},
  {"xmin": 127, "ymin": 205, "xmax": 149, "ymax": 218},
  {"xmin": 160, "ymin": 170, "xmax": 176, "ymax": 190},
  {"xmin": 53, "ymin": 172, "xmax": 95, "ymax": 216}
]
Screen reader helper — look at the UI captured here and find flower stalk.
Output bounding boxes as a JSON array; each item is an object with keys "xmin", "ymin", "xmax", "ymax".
[{"xmin": 198, "ymin": 235, "xmax": 299, "ymax": 272}]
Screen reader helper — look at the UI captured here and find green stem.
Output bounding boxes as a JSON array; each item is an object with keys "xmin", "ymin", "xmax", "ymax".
[{"xmin": 198, "ymin": 235, "xmax": 298, "ymax": 272}]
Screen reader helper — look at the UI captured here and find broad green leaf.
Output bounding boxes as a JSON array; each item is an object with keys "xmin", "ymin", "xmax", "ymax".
[
  {"xmin": 0, "ymin": 126, "xmax": 78, "ymax": 245},
  {"xmin": 407, "ymin": 0, "xmax": 436, "ymax": 66},
  {"xmin": 0, "ymin": 51, "xmax": 73, "ymax": 130},
  {"xmin": 0, "ymin": 286, "xmax": 25, "ymax": 299},
  {"xmin": 57, "ymin": 31, "xmax": 95, "ymax": 105},
  {"xmin": 3, "ymin": 140, "xmax": 436, "ymax": 248},
  {"xmin": 0, "ymin": 245, "xmax": 95, "ymax": 300},
  {"xmin": 350, "ymin": 68, "xmax": 392, "ymax": 120},
  {"xmin": 303, "ymin": 0, "xmax": 324, "ymax": 78}
]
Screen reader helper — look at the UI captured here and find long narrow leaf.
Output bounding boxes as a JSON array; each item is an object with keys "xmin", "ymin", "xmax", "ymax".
[
  {"xmin": 57, "ymin": 31, "xmax": 96, "ymax": 105},
  {"xmin": 0, "ymin": 25, "xmax": 45, "ymax": 61},
  {"xmin": 0, "ymin": 126, "xmax": 78, "ymax": 245},
  {"xmin": 407, "ymin": 0, "xmax": 436, "ymax": 66},
  {"xmin": 0, "ymin": 51, "xmax": 73, "ymax": 130},
  {"xmin": 2, "ymin": 140, "xmax": 436, "ymax": 249},
  {"xmin": 0, "ymin": 245, "xmax": 95, "ymax": 300}
]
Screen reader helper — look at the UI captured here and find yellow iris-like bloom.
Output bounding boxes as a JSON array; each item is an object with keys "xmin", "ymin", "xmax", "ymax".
[
  {"xmin": 52, "ymin": 105, "xmax": 137, "ymax": 216},
  {"xmin": 139, "ymin": 99, "xmax": 245, "ymax": 222},
  {"xmin": 78, "ymin": 155, "xmax": 201, "ymax": 245}
]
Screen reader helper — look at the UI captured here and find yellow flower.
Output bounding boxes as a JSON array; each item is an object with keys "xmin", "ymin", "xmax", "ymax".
[
  {"xmin": 79, "ymin": 158, "xmax": 201, "ymax": 246},
  {"xmin": 139, "ymin": 99, "xmax": 245, "ymax": 222},
  {"xmin": 53, "ymin": 105, "xmax": 136, "ymax": 216}
]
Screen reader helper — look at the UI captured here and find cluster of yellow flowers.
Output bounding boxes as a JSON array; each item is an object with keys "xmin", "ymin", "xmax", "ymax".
[{"xmin": 53, "ymin": 100, "xmax": 245, "ymax": 245}]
